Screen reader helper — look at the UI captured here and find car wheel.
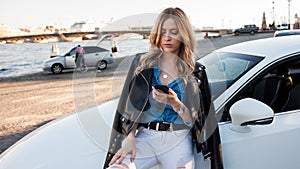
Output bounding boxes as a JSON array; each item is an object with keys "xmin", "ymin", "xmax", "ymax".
[
  {"xmin": 234, "ymin": 32, "xmax": 240, "ymax": 36},
  {"xmin": 250, "ymin": 30, "xmax": 255, "ymax": 35},
  {"xmin": 97, "ymin": 60, "xmax": 107, "ymax": 70},
  {"xmin": 51, "ymin": 64, "xmax": 63, "ymax": 74}
]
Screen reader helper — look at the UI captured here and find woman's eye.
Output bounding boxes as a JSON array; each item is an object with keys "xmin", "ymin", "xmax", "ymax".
[
  {"xmin": 171, "ymin": 31, "xmax": 178, "ymax": 35},
  {"xmin": 160, "ymin": 30, "xmax": 178, "ymax": 36}
]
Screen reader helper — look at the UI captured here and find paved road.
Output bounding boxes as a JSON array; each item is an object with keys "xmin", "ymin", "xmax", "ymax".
[{"xmin": 196, "ymin": 32, "xmax": 274, "ymax": 59}]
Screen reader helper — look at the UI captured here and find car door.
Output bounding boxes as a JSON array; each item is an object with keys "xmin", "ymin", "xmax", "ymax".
[
  {"xmin": 241, "ymin": 25, "xmax": 248, "ymax": 33},
  {"xmin": 82, "ymin": 47, "xmax": 100, "ymax": 67},
  {"xmin": 94, "ymin": 46, "xmax": 110, "ymax": 61},
  {"xmin": 64, "ymin": 47, "xmax": 76, "ymax": 68},
  {"xmin": 81, "ymin": 47, "xmax": 92, "ymax": 67},
  {"xmin": 218, "ymin": 55, "xmax": 300, "ymax": 169},
  {"xmin": 85, "ymin": 46, "xmax": 110, "ymax": 67}
]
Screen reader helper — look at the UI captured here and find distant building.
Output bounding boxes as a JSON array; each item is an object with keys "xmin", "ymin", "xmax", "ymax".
[
  {"xmin": 0, "ymin": 24, "xmax": 8, "ymax": 37},
  {"xmin": 293, "ymin": 16, "xmax": 300, "ymax": 29},
  {"xmin": 44, "ymin": 26, "xmax": 55, "ymax": 33},
  {"xmin": 0, "ymin": 24, "xmax": 29, "ymax": 37},
  {"xmin": 70, "ymin": 20, "xmax": 107, "ymax": 32},
  {"xmin": 129, "ymin": 26, "xmax": 152, "ymax": 31}
]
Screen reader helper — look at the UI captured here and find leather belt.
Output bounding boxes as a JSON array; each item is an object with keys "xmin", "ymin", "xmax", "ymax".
[{"xmin": 141, "ymin": 122, "xmax": 189, "ymax": 131}]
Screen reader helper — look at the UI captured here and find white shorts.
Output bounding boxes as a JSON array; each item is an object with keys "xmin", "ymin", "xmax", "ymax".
[{"xmin": 108, "ymin": 127, "xmax": 194, "ymax": 169}]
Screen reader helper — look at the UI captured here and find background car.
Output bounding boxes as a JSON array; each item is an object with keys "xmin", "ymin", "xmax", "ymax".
[
  {"xmin": 233, "ymin": 24, "xmax": 259, "ymax": 35},
  {"xmin": 276, "ymin": 23, "xmax": 289, "ymax": 30},
  {"xmin": 1, "ymin": 36, "xmax": 300, "ymax": 169},
  {"xmin": 273, "ymin": 29, "xmax": 300, "ymax": 37},
  {"xmin": 42, "ymin": 46, "xmax": 114, "ymax": 74}
]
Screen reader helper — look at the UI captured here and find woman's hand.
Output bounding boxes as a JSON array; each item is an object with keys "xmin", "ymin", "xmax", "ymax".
[
  {"xmin": 109, "ymin": 137, "xmax": 137, "ymax": 166},
  {"xmin": 152, "ymin": 86, "xmax": 180, "ymax": 107},
  {"xmin": 152, "ymin": 86, "xmax": 192, "ymax": 123}
]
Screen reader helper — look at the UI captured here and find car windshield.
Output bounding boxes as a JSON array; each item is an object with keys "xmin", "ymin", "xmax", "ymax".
[
  {"xmin": 61, "ymin": 47, "xmax": 76, "ymax": 56},
  {"xmin": 198, "ymin": 52, "xmax": 264, "ymax": 99}
]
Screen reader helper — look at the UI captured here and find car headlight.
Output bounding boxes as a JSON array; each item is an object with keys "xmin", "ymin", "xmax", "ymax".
[{"xmin": 42, "ymin": 61, "xmax": 51, "ymax": 68}]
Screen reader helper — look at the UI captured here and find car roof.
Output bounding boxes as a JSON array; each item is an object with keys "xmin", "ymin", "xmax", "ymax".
[
  {"xmin": 274, "ymin": 30, "xmax": 300, "ymax": 37},
  {"xmin": 82, "ymin": 45, "xmax": 105, "ymax": 48},
  {"xmin": 217, "ymin": 35, "xmax": 300, "ymax": 61},
  {"xmin": 82, "ymin": 46, "xmax": 110, "ymax": 51}
]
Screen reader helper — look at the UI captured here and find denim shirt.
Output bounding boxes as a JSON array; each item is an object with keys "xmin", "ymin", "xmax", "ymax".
[{"xmin": 139, "ymin": 67, "xmax": 187, "ymax": 124}]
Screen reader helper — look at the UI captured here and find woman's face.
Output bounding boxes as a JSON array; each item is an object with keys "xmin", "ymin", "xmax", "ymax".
[{"xmin": 160, "ymin": 18, "xmax": 182, "ymax": 55}]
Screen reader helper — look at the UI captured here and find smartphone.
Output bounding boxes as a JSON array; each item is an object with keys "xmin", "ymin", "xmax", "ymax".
[{"xmin": 154, "ymin": 85, "xmax": 169, "ymax": 94}]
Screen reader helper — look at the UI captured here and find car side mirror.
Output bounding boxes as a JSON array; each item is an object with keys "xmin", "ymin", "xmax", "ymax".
[{"xmin": 229, "ymin": 98, "xmax": 274, "ymax": 132}]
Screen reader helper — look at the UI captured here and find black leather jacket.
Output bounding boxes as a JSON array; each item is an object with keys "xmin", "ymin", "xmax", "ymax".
[{"xmin": 103, "ymin": 53, "xmax": 223, "ymax": 169}]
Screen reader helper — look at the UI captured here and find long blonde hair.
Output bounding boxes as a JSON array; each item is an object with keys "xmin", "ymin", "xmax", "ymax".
[{"xmin": 136, "ymin": 7, "xmax": 196, "ymax": 81}]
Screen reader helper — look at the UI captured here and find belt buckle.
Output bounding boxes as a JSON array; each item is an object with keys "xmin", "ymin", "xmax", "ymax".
[
  {"xmin": 169, "ymin": 123, "xmax": 173, "ymax": 131},
  {"xmin": 162, "ymin": 122, "xmax": 173, "ymax": 131}
]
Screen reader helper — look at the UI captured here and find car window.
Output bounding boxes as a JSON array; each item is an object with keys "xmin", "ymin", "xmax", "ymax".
[
  {"xmin": 69, "ymin": 48, "xmax": 76, "ymax": 55},
  {"xmin": 63, "ymin": 47, "xmax": 76, "ymax": 56},
  {"xmin": 83, "ymin": 47, "xmax": 94, "ymax": 54},
  {"xmin": 84, "ymin": 46, "xmax": 108, "ymax": 54},
  {"xmin": 199, "ymin": 52, "xmax": 263, "ymax": 99},
  {"xmin": 95, "ymin": 47, "xmax": 109, "ymax": 52},
  {"xmin": 219, "ymin": 55, "xmax": 300, "ymax": 122}
]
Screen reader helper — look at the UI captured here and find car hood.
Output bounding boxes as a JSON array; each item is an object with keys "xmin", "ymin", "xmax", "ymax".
[
  {"xmin": 43, "ymin": 55, "xmax": 64, "ymax": 63},
  {"xmin": 0, "ymin": 99, "xmax": 117, "ymax": 169}
]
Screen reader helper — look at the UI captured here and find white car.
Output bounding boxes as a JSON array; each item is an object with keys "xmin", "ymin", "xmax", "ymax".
[
  {"xmin": 273, "ymin": 29, "xmax": 300, "ymax": 37},
  {"xmin": 42, "ymin": 46, "xmax": 114, "ymax": 74},
  {"xmin": 1, "ymin": 36, "xmax": 300, "ymax": 169},
  {"xmin": 276, "ymin": 23, "xmax": 289, "ymax": 30}
]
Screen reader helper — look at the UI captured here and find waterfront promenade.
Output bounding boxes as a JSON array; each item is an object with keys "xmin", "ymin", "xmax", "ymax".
[
  {"xmin": 0, "ymin": 33, "xmax": 273, "ymax": 154},
  {"xmin": 0, "ymin": 28, "xmax": 234, "ymax": 44}
]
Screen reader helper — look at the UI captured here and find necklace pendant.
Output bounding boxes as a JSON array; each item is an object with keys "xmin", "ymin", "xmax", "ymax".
[{"xmin": 162, "ymin": 74, "xmax": 168, "ymax": 79}]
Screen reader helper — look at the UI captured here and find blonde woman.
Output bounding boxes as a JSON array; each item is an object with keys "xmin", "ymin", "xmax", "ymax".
[{"xmin": 104, "ymin": 7, "xmax": 223, "ymax": 169}]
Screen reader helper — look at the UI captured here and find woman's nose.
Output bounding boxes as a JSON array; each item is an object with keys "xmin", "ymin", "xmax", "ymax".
[{"xmin": 163, "ymin": 32, "xmax": 171, "ymax": 41}]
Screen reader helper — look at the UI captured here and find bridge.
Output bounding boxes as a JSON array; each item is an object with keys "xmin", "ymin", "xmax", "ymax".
[{"xmin": 0, "ymin": 29, "xmax": 233, "ymax": 44}]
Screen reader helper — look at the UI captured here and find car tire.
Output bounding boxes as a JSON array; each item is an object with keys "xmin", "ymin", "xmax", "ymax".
[
  {"xmin": 234, "ymin": 32, "xmax": 240, "ymax": 36},
  {"xmin": 51, "ymin": 63, "xmax": 63, "ymax": 74},
  {"xmin": 250, "ymin": 30, "xmax": 255, "ymax": 35},
  {"xmin": 97, "ymin": 60, "xmax": 107, "ymax": 70}
]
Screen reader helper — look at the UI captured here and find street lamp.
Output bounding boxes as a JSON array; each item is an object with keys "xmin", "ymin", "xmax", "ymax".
[
  {"xmin": 288, "ymin": 0, "xmax": 292, "ymax": 29},
  {"xmin": 272, "ymin": 0, "xmax": 275, "ymax": 30},
  {"xmin": 272, "ymin": 1, "xmax": 275, "ymax": 23}
]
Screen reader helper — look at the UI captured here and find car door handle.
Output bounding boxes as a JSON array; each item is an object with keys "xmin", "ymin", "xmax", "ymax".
[{"xmin": 95, "ymin": 54, "xmax": 99, "ymax": 56}]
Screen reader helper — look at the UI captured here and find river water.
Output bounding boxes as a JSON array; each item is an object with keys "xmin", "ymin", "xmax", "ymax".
[
  {"xmin": 0, "ymin": 38, "xmax": 149, "ymax": 78},
  {"xmin": 0, "ymin": 33, "xmax": 206, "ymax": 78}
]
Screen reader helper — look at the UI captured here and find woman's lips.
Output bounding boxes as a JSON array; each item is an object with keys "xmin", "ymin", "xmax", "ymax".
[{"xmin": 163, "ymin": 44, "xmax": 172, "ymax": 48}]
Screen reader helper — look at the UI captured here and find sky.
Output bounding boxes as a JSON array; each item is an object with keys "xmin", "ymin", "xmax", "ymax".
[{"xmin": 1, "ymin": 0, "xmax": 300, "ymax": 30}]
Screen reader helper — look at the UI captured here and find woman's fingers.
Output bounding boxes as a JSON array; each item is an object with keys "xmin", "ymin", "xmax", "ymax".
[
  {"xmin": 130, "ymin": 148, "xmax": 136, "ymax": 162},
  {"xmin": 110, "ymin": 148, "xmax": 136, "ymax": 165},
  {"xmin": 168, "ymin": 89, "xmax": 177, "ymax": 96},
  {"xmin": 109, "ymin": 150, "xmax": 121, "ymax": 166},
  {"xmin": 152, "ymin": 90, "xmax": 166, "ymax": 103},
  {"xmin": 152, "ymin": 87, "xmax": 160, "ymax": 97},
  {"xmin": 152, "ymin": 87, "xmax": 177, "ymax": 105},
  {"xmin": 117, "ymin": 154, "xmax": 125, "ymax": 164}
]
